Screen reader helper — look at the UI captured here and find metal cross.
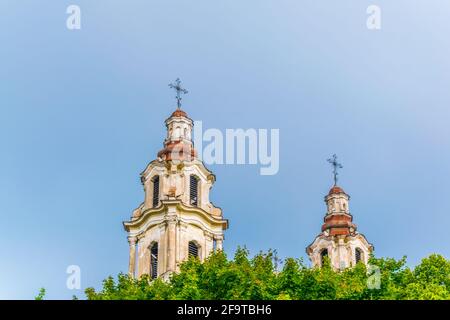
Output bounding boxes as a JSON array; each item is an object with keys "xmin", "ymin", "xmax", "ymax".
[
  {"xmin": 327, "ymin": 154, "xmax": 343, "ymax": 186},
  {"xmin": 168, "ymin": 78, "xmax": 188, "ymax": 109}
]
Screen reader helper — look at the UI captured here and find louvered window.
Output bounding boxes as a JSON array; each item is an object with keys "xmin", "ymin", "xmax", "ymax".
[
  {"xmin": 355, "ymin": 248, "xmax": 362, "ymax": 264},
  {"xmin": 190, "ymin": 175, "xmax": 199, "ymax": 206},
  {"xmin": 188, "ymin": 241, "xmax": 199, "ymax": 259},
  {"xmin": 152, "ymin": 176, "xmax": 160, "ymax": 207},
  {"xmin": 320, "ymin": 249, "xmax": 328, "ymax": 266},
  {"xmin": 150, "ymin": 243, "xmax": 158, "ymax": 279}
]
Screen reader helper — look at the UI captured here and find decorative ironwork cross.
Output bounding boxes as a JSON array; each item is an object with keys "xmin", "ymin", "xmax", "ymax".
[
  {"xmin": 168, "ymin": 78, "xmax": 188, "ymax": 109},
  {"xmin": 327, "ymin": 154, "xmax": 343, "ymax": 186}
]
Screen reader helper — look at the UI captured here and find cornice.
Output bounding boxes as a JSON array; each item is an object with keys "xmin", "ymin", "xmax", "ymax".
[{"xmin": 123, "ymin": 200, "xmax": 228, "ymax": 232}]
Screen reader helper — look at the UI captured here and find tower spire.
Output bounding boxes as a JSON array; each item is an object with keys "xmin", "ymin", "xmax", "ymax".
[
  {"xmin": 327, "ymin": 154, "xmax": 343, "ymax": 186},
  {"xmin": 168, "ymin": 78, "xmax": 188, "ymax": 109}
]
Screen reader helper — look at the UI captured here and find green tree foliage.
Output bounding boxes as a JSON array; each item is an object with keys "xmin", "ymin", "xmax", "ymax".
[
  {"xmin": 35, "ymin": 288, "xmax": 46, "ymax": 300},
  {"xmin": 85, "ymin": 248, "xmax": 450, "ymax": 300}
]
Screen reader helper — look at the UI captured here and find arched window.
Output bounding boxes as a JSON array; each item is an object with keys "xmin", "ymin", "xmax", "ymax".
[
  {"xmin": 175, "ymin": 126, "xmax": 181, "ymax": 138},
  {"xmin": 355, "ymin": 248, "xmax": 363, "ymax": 264},
  {"xmin": 150, "ymin": 242, "xmax": 158, "ymax": 279},
  {"xmin": 152, "ymin": 176, "xmax": 160, "ymax": 207},
  {"xmin": 188, "ymin": 241, "xmax": 199, "ymax": 259},
  {"xmin": 331, "ymin": 201, "xmax": 336, "ymax": 212},
  {"xmin": 190, "ymin": 175, "xmax": 199, "ymax": 206},
  {"xmin": 320, "ymin": 249, "xmax": 329, "ymax": 266}
]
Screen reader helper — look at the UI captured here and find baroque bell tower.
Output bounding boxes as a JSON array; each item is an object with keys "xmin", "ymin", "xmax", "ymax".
[
  {"xmin": 306, "ymin": 155, "xmax": 373, "ymax": 270},
  {"xmin": 123, "ymin": 79, "xmax": 228, "ymax": 280}
]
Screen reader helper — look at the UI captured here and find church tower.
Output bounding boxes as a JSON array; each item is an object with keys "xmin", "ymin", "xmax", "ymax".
[
  {"xmin": 123, "ymin": 79, "xmax": 228, "ymax": 280},
  {"xmin": 306, "ymin": 155, "xmax": 373, "ymax": 270}
]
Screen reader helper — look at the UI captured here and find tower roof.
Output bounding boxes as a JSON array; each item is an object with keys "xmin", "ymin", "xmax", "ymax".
[
  {"xmin": 328, "ymin": 185, "xmax": 346, "ymax": 195},
  {"xmin": 157, "ymin": 140, "xmax": 197, "ymax": 161},
  {"xmin": 170, "ymin": 108, "xmax": 188, "ymax": 118}
]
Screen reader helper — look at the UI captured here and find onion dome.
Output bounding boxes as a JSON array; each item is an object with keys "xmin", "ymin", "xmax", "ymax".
[
  {"xmin": 328, "ymin": 185, "xmax": 346, "ymax": 195},
  {"xmin": 170, "ymin": 109, "xmax": 188, "ymax": 118}
]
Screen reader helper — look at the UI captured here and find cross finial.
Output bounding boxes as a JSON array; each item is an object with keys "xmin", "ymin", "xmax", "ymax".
[
  {"xmin": 327, "ymin": 154, "xmax": 343, "ymax": 186},
  {"xmin": 168, "ymin": 78, "xmax": 188, "ymax": 109}
]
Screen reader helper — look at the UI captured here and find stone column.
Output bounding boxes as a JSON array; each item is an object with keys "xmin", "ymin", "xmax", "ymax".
[
  {"xmin": 166, "ymin": 217, "xmax": 177, "ymax": 272},
  {"xmin": 204, "ymin": 231, "xmax": 214, "ymax": 259},
  {"xmin": 215, "ymin": 235, "xmax": 224, "ymax": 251},
  {"xmin": 128, "ymin": 236, "xmax": 137, "ymax": 278},
  {"xmin": 337, "ymin": 236, "xmax": 346, "ymax": 270},
  {"xmin": 178, "ymin": 221, "xmax": 188, "ymax": 263},
  {"xmin": 158, "ymin": 223, "xmax": 167, "ymax": 275}
]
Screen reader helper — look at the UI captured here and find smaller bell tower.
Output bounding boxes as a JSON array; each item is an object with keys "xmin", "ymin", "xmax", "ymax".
[{"xmin": 306, "ymin": 155, "xmax": 374, "ymax": 270}]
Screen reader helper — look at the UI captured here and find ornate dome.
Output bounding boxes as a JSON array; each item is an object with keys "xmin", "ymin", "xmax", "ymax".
[
  {"xmin": 170, "ymin": 109, "xmax": 188, "ymax": 118},
  {"xmin": 328, "ymin": 185, "xmax": 346, "ymax": 195}
]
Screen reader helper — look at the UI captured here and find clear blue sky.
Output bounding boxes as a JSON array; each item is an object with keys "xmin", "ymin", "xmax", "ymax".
[{"xmin": 1, "ymin": 1, "xmax": 449, "ymax": 299}]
